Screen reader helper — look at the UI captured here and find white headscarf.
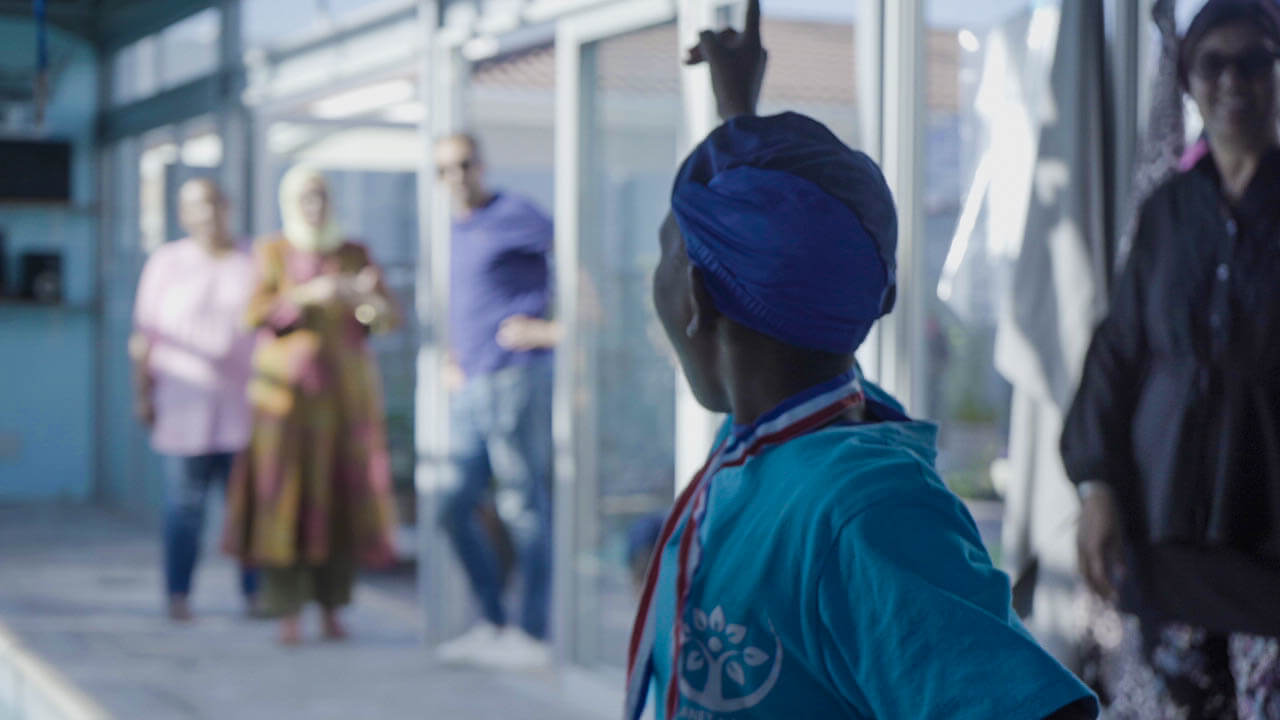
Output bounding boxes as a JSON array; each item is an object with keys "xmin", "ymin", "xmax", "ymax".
[{"xmin": 279, "ymin": 165, "xmax": 343, "ymax": 253}]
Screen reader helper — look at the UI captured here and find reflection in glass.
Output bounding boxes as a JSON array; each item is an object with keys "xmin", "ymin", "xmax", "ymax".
[
  {"xmin": 756, "ymin": 12, "xmax": 856, "ymax": 146},
  {"xmin": 139, "ymin": 130, "xmax": 177, "ymax": 253},
  {"xmin": 572, "ymin": 21, "xmax": 682, "ymax": 669},
  {"xmin": 925, "ymin": 2, "xmax": 1061, "ymax": 501}
]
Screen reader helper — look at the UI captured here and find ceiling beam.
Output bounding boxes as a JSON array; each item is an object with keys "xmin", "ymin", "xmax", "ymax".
[
  {"xmin": 94, "ymin": 0, "xmax": 218, "ymax": 52},
  {"xmin": 0, "ymin": 1, "xmax": 96, "ymax": 39},
  {"xmin": 0, "ymin": 0, "xmax": 219, "ymax": 48}
]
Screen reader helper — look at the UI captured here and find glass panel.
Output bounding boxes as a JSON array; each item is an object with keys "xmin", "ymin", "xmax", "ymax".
[
  {"xmin": 99, "ymin": 127, "xmax": 198, "ymax": 515},
  {"xmin": 158, "ymin": 8, "xmax": 221, "ymax": 89},
  {"xmin": 112, "ymin": 10, "xmax": 220, "ymax": 106},
  {"xmin": 242, "ymin": 0, "xmax": 324, "ymax": 51},
  {"xmin": 923, "ymin": 2, "xmax": 1061, "ymax": 517},
  {"xmin": 99, "ymin": 138, "xmax": 153, "ymax": 510},
  {"xmin": 326, "ymin": 0, "xmax": 405, "ymax": 24},
  {"xmin": 181, "ymin": 131, "xmax": 224, "ymax": 169},
  {"xmin": 242, "ymin": 0, "xmax": 406, "ymax": 52},
  {"xmin": 468, "ymin": 43, "xmax": 556, "ymax": 212},
  {"xmin": 138, "ymin": 127, "xmax": 178, "ymax": 253},
  {"xmin": 570, "ymin": 20, "xmax": 682, "ymax": 669},
  {"xmin": 756, "ymin": 1, "xmax": 857, "ymax": 146},
  {"xmin": 245, "ymin": 17, "xmax": 419, "ymax": 104},
  {"xmin": 111, "ymin": 36, "xmax": 159, "ymax": 106},
  {"xmin": 138, "ymin": 119, "xmax": 226, "ymax": 254}
]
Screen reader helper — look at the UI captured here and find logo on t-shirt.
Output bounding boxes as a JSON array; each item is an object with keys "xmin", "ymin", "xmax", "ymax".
[{"xmin": 677, "ymin": 605, "xmax": 782, "ymax": 715}]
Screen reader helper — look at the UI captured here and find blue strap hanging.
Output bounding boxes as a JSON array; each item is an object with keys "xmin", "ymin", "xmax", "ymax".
[{"xmin": 34, "ymin": 0, "xmax": 49, "ymax": 125}]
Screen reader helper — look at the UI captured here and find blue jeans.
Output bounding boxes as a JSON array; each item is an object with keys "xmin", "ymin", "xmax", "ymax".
[
  {"xmin": 440, "ymin": 356, "xmax": 553, "ymax": 639},
  {"xmin": 163, "ymin": 453, "xmax": 258, "ymax": 598}
]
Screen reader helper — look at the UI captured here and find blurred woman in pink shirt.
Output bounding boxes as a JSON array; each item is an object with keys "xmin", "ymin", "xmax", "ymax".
[{"xmin": 130, "ymin": 178, "xmax": 259, "ymax": 622}]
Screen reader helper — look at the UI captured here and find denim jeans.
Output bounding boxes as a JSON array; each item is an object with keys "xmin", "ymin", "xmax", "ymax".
[
  {"xmin": 439, "ymin": 355, "xmax": 553, "ymax": 639},
  {"xmin": 163, "ymin": 453, "xmax": 258, "ymax": 598}
]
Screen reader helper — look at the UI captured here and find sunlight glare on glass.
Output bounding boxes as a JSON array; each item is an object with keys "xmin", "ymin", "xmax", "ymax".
[
  {"xmin": 382, "ymin": 102, "xmax": 426, "ymax": 125},
  {"xmin": 958, "ymin": 29, "xmax": 981, "ymax": 53},
  {"xmin": 181, "ymin": 133, "xmax": 223, "ymax": 168},
  {"xmin": 1026, "ymin": 5, "xmax": 1059, "ymax": 51},
  {"xmin": 309, "ymin": 79, "xmax": 415, "ymax": 119}
]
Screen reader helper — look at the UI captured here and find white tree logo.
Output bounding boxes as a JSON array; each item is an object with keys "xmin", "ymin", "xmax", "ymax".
[{"xmin": 677, "ymin": 605, "xmax": 783, "ymax": 713}]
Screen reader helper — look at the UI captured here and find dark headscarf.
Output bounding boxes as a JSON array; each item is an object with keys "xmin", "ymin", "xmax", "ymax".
[
  {"xmin": 1179, "ymin": 0, "xmax": 1280, "ymax": 89},
  {"xmin": 671, "ymin": 112, "xmax": 897, "ymax": 356}
]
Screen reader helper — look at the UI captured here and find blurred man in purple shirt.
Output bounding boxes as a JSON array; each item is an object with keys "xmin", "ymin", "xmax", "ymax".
[
  {"xmin": 434, "ymin": 134, "xmax": 557, "ymax": 668},
  {"xmin": 131, "ymin": 179, "xmax": 259, "ymax": 622}
]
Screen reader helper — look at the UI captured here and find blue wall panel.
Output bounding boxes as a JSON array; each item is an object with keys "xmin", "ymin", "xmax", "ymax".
[{"xmin": 0, "ymin": 18, "xmax": 100, "ymax": 502}]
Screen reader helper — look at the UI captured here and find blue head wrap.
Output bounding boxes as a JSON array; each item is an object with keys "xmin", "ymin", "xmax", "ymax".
[{"xmin": 671, "ymin": 112, "xmax": 897, "ymax": 355}]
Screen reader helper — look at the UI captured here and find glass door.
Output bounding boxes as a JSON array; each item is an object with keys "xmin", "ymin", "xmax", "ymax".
[{"xmin": 553, "ymin": 0, "xmax": 683, "ymax": 672}]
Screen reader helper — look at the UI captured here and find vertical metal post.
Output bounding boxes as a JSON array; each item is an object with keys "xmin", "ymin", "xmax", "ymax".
[
  {"xmin": 877, "ymin": 0, "xmax": 924, "ymax": 414},
  {"xmin": 670, "ymin": 0, "xmax": 722, "ymax": 491},
  {"xmin": 415, "ymin": 0, "xmax": 470, "ymax": 647},
  {"xmin": 855, "ymin": 0, "xmax": 884, "ymax": 163},
  {"xmin": 1108, "ymin": 0, "xmax": 1141, "ymax": 277},
  {"xmin": 1134, "ymin": 0, "xmax": 1157, "ymax": 146},
  {"xmin": 217, "ymin": 0, "xmax": 252, "ymax": 237},
  {"xmin": 92, "ymin": 36, "xmax": 115, "ymax": 505},
  {"xmin": 852, "ymin": 0, "xmax": 884, "ymax": 382},
  {"xmin": 551, "ymin": 18, "xmax": 587, "ymax": 668}
]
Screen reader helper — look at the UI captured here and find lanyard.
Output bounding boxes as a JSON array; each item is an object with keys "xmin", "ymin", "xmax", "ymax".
[{"xmin": 624, "ymin": 370, "xmax": 867, "ymax": 720}]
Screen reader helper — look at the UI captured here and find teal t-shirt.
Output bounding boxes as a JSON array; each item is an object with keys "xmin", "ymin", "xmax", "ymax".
[{"xmin": 649, "ymin": 384, "xmax": 1096, "ymax": 719}]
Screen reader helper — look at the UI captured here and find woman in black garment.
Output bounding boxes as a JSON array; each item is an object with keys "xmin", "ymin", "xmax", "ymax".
[{"xmin": 1063, "ymin": 0, "xmax": 1280, "ymax": 715}]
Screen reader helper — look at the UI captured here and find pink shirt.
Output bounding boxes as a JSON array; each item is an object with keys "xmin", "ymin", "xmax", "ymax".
[{"xmin": 133, "ymin": 238, "xmax": 257, "ymax": 456}]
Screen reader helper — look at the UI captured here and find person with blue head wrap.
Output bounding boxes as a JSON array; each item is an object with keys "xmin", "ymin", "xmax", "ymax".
[
  {"xmin": 672, "ymin": 111, "xmax": 897, "ymax": 355},
  {"xmin": 624, "ymin": 3, "xmax": 1098, "ymax": 719}
]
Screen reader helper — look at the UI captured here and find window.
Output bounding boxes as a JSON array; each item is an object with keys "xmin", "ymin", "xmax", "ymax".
[
  {"xmin": 550, "ymin": 18, "xmax": 684, "ymax": 668},
  {"xmin": 158, "ymin": 8, "xmax": 221, "ymax": 89},
  {"xmin": 111, "ymin": 8, "xmax": 221, "ymax": 106},
  {"xmin": 138, "ymin": 127, "xmax": 178, "ymax": 253},
  {"xmin": 242, "ymin": 0, "xmax": 323, "ymax": 52},
  {"xmin": 111, "ymin": 36, "xmax": 159, "ymax": 105},
  {"xmin": 756, "ymin": 2, "xmax": 857, "ymax": 146},
  {"xmin": 242, "ymin": 0, "xmax": 407, "ymax": 53},
  {"xmin": 923, "ymin": 0, "xmax": 1061, "ymax": 505}
]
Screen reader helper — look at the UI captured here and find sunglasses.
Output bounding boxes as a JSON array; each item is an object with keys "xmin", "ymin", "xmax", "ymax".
[
  {"xmin": 1192, "ymin": 48, "xmax": 1280, "ymax": 81},
  {"xmin": 436, "ymin": 158, "xmax": 475, "ymax": 178}
]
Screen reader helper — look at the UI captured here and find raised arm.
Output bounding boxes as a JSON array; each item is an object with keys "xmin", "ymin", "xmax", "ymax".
[{"xmin": 683, "ymin": 0, "xmax": 767, "ymax": 120}]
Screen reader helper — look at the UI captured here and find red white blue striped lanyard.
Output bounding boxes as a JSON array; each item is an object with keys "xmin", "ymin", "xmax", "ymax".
[{"xmin": 624, "ymin": 370, "xmax": 867, "ymax": 720}]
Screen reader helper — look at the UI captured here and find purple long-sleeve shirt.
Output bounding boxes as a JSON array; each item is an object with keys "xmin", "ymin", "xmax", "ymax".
[{"xmin": 450, "ymin": 192, "xmax": 553, "ymax": 378}]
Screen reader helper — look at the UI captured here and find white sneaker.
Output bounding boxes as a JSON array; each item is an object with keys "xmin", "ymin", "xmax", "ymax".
[
  {"xmin": 437, "ymin": 621, "xmax": 502, "ymax": 664},
  {"xmin": 483, "ymin": 628, "xmax": 551, "ymax": 671}
]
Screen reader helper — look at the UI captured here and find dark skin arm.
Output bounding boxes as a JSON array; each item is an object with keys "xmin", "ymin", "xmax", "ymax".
[{"xmin": 683, "ymin": 0, "xmax": 767, "ymax": 120}]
